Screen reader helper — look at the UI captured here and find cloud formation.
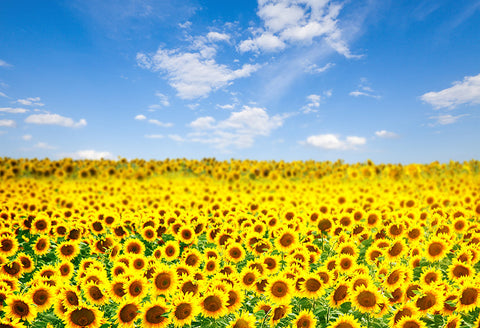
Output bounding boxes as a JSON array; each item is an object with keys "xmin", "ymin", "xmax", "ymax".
[
  {"xmin": 0, "ymin": 107, "xmax": 29, "ymax": 114},
  {"xmin": 0, "ymin": 119, "xmax": 16, "ymax": 127},
  {"xmin": 306, "ymin": 133, "xmax": 366, "ymax": 150},
  {"xmin": 375, "ymin": 130, "xmax": 399, "ymax": 138},
  {"xmin": 421, "ymin": 73, "xmax": 480, "ymax": 109},
  {"xmin": 25, "ymin": 113, "xmax": 87, "ymax": 127},
  {"xmin": 66, "ymin": 150, "xmax": 114, "ymax": 160},
  {"xmin": 16, "ymin": 97, "xmax": 44, "ymax": 106}
]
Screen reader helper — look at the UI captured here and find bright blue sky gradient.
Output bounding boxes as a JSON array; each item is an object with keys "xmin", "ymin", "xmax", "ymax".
[{"xmin": 1, "ymin": 0, "xmax": 479, "ymax": 163}]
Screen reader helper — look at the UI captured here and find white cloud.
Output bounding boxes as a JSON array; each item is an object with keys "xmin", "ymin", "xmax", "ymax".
[
  {"xmin": 16, "ymin": 97, "xmax": 44, "ymax": 106},
  {"xmin": 137, "ymin": 48, "xmax": 260, "ymax": 99},
  {"xmin": 238, "ymin": 33, "xmax": 286, "ymax": 53},
  {"xmin": 135, "ymin": 114, "xmax": 147, "ymax": 120},
  {"xmin": 306, "ymin": 133, "xmax": 366, "ymax": 150},
  {"xmin": 155, "ymin": 92, "xmax": 170, "ymax": 107},
  {"xmin": 35, "ymin": 142, "xmax": 56, "ymax": 149},
  {"xmin": 145, "ymin": 134, "xmax": 164, "ymax": 139},
  {"xmin": 301, "ymin": 91, "xmax": 332, "ymax": 113},
  {"xmin": 188, "ymin": 106, "xmax": 288, "ymax": 149},
  {"xmin": 207, "ymin": 32, "xmax": 230, "ymax": 42},
  {"xmin": 66, "ymin": 150, "xmax": 114, "ymax": 160},
  {"xmin": 350, "ymin": 78, "xmax": 380, "ymax": 99},
  {"xmin": 217, "ymin": 104, "xmax": 235, "ymax": 110},
  {"xmin": 148, "ymin": 119, "xmax": 173, "ymax": 127},
  {"xmin": 0, "ymin": 119, "xmax": 16, "ymax": 127},
  {"xmin": 22, "ymin": 134, "xmax": 32, "ymax": 141},
  {"xmin": 0, "ymin": 59, "xmax": 11, "ymax": 68},
  {"xmin": 168, "ymin": 134, "xmax": 184, "ymax": 142},
  {"xmin": 0, "ymin": 92, "xmax": 7, "ymax": 98},
  {"xmin": 0, "ymin": 107, "xmax": 29, "ymax": 114},
  {"xmin": 375, "ymin": 130, "xmax": 399, "ymax": 138},
  {"xmin": 421, "ymin": 73, "xmax": 480, "ymax": 109},
  {"xmin": 25, "ymin": 113, "xmax": 87, "ymax": 127},
  {"xmin": 429, "ymin": 114, "xmax": 468, "ymax": 125},
  {"xmin": 305, "ymin": 62, "xmax": 335, "ymax": 74},
  {"xmin": 239, "ymin": 0, "xmax": 356, "ymax": 57}
]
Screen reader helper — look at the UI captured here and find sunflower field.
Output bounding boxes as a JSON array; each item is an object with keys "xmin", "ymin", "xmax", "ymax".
[{"xmin": 1, "ymin": 158, "xmax": 480, "ymax": 328}]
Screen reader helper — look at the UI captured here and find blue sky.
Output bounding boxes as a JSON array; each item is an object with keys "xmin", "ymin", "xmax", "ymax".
[{"xmin": 1, "ymin": 0, "xmax": 479, "ymax": 163}]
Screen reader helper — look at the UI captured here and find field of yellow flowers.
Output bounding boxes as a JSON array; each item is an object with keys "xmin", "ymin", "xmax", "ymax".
[{"xmin": 0, "ymin": 158, "xmax": 480, "ymax": 328}]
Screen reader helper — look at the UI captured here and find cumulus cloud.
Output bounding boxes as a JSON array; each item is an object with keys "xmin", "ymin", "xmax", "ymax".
[
  {"xmin": 148, "ymin": 119, "xmax": 173, "ymax": 127},
  {"xmin": 421, "ymin": 73, "xmax": 480, "ymax": 109},
  {"xmin": 0, "ymin": 107, "xmax": 29, "ymax": 114},
  {"xmin": 301, "ymin": 91, "xmax": 332, "ymax": 113},
  {"xmin": 16, "ymin": 97, "xmax": 44, "ymax": 106},
  {"xmin": 137, "ymin": 48, "xmax": 260, "ymax": 99},
  {"xmin": 66, "ymin": 150, "xmax": 114, "ymax": 160},
  {"xmin": 0, "ymin": 119, "xmax": 16, "ymax": 127},
  {"xmin": 25, "ymin": 113, "xmax": 87, "ymax": 127},
  {"xmin": 135, "ymin": 114, "xmax": 147, "ymax": 120},
  {"xmin": 22, "ymin": 134, "xmax": 32, "ymax": 141},
  {"xmin": 238, "ymin": 0, "xmax": 357, "ymax": 57},
  {"xmin": 375, "ymin": 130, "xmax": 399, "ymax": 138},
  {"xmin": 188, "ymin": 106, "xmax": 288, "ymax": 149},
  {"xmin": 216, "ymin": 104, "xmax": 236, "ymax": 110},
  {"xmin": 305, "ymin": 133, "xmax": 366, "ymax": 150},
  {"xmin": 207, "ymin": 32, "xmax": 230, "ymax": 42},
  {"xmin": 429, "ymin": 114, "xmax": 469, "ymax": 126}
]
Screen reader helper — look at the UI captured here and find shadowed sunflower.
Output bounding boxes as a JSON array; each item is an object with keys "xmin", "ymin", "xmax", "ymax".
[
  {"xmin": 199, "ymin": 289, "xmax": 229, "ymax": 318},
  {"xmin": 329, "ymin": 278, "xmax": 350, "ymax": 308},
  {"xmin": 16, "ymin": 253, "xmax": 34, "ymax": 273},
  {"xmin": 226, "ymin": 286, "xmax": 244, "ymax": 313},
  {"xmin": 141, "ymin": 299, "xmax": 170, "ymax": 328},
  {"xmin": 0, "ymin": 318, "xmax": 26, "ymax": 328},
  {"xmin": 396, "ymin": 315, "xmax": 426, "ymax": 328},
  {"xmin": 109, "ymin": 277, "xmax": 127, "ymax": 302},
  {"xmin": 414, "ymin": 285, "xmax": 444, "ymax": 313},
  {"xmin": 270, "ymin": 304, "xmax": 291, "ymax": 326},
  {"xmin": 228, "ymin": 312, "xmax": 255, "ymax": 328},
  {"xmin": 327, "ymin": 314, "xmax": 362, "ymax": 328},
  {"xmin": 389, "ymin": 304, "xmax": 417, "ymax": 326},
  {"xmin": 444, "ymin": 314, "xmax": 462, "ymax": 328},
  {"xmin": 2, "ymin": 260, "xmax": 22, "ymax": 278}
]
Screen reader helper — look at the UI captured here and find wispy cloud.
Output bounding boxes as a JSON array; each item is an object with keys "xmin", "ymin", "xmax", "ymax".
[
  {"xmin": 22, "ymin": 134, "xmax": 32, "ymax": 141},
  {"xmin": 148, "ymin": 119, "xmax": 173, "ymax": 127},
  {"xmin": 305, "ymin": 133, "xmax": 366, "ymax": 150},
  {"xmin": 0, "ymin": 59, "xmax": 12, "ymax": 68},
  {"xmin": 301, "ymin": 90, "xmax": 332, "ymax": 114},
  {"xmin": 145, "ymin": 134, "xmax": 164, "ymax": 139},
  {"xmin": 349, "ymin": 78, "xmax": 380, "ymax": 99},
  {"xmin": 63, "ymin": 149, "xmax": 114, "ymax": 160},
  {"xmin": 35, "ymin": 142, "xmax": 56, "ymax": 150},
  {"xmin": 0, "ymin": 92, "xmax": 8, "ymax": 98},
  {"xmin": 0, "ymin": 107, "xmax": 29, "ymax": 114},
  {"xmin": 16, "ymin": 97, "xmax": 44, "ymax": 106},
  {"xmin": 25, "ymin": 113, "xmax": 87, "ymax": 127},
  {"xmin": 421, "ymin": 73, "xmax": 480, "ymax": 109},
  {"xmin": 305, "ymin": 62, "xmax": 335, "ymax": 74},
  {"xmin": 429, "ymin": 114, "xmax": 469, "ymax": 126},
  {"xmin": 0, "ymin": 119, "xmax": 16, "ymax": 127},
  {"xmin": 375, "ymin": 130, "xmax": 399, "ymax": 138}
]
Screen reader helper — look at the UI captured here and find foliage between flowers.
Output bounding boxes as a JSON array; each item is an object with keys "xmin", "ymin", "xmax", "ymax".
[{"xmin": 0, "ymin": 158, "xmax": 480, "ymax": 328}]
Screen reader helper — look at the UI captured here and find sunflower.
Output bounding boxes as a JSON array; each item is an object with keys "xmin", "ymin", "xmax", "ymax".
[
  {"xmin": 329, "ymin": 278, "xmax": 350, "ymax": 308},
  {"xmin": 275, "ymin": 228, "xmax": 298, "ymax": 252},
  {"xmin": 57, "ymin": 240, "xmax": 80, "ymax": 261},
  {"xmin": 389, "ymin": 304, "xmax": 418, "ymax": 326},
  {"xmin": 178, "ymin": 226, "xmax": 196, "ymax": 244},
  {"xmin": 31, "ymin": 215, "xmax": 51, "ymax": 234},
  {"xmin": 365, "ymin": 246, "xmax": 383, "ymax": 265},
  {"xmin": 224, "ymin": 286, "xmax": 243, "ymax": 314},
  {"xmin": 293, "ymin": 309, "xmax": 316, "ymax": 328},
  {"xmin": 109, "ymin": 277, "xmax": 127, "ymax": 302},
  {"xmin": 84, "ymin": 282, "xmax": 108, "ymax": 306},
  {"xmin": 449, "ymin": 259, "xmax": 474, "ymax": 281},
  {"xmin": 183, "ymin": 249, "xmax": 202, "ymax": 269},
  {"xmin": 15, "ymin": 253, "xmax": 34, "ymax": 274},
  {"xmin": 116, "ymin": 301, "xmax": 140, "ymax": 327},
  {"xmin": 337, "ymin": 254, "xmax": 357, "ymax": 273},
  {"xmin": 0, "ymin": 235, "xmax": 18, "ymax": 257},
  {"xmin": 424, "ymin": 236, "xmax": 449, "ymax": 262},
  {"xmin": 28, "ymin": 282, "xmax": 54, "ymax": 312},
  {"xmin": 124, "ymin": 238, "xmax": 145, "ymax": 255},
  {"xmin": 225, "ymin": 242, "xmax": 246, "ymax": 263},
  {"xmin": 395, "ymin": 315, "xmax": 426, "ymax": 328},
  {"xmin": 57, "ymin": 261, "xmax": 75, "ymax": 281},
  {"xmin": 141, "ymin": 299, "xmax": 170, "ymax": 328},
  {"xmin": 5, "ymin": 294, "xmax": 37, "ymax": 322},
  {"xmin": 419, "ymin": 267, "xmax": 443, "ymax": 286},
  {"xmin": 33, "ymin": 236, "xmax": 50, "ymax": 256},
  {"xmin": 327, "ymin": 314, "xmax": 362, "ymax": 328},
  {"xmin": 162, "ymin": 240, "xmax": 180, "ymax": 261},
  {"xmin": 444, "ymin": 314, "xmax": 462, "ymax": 328},
  {"xmin": 228, "ymin": 312, "xmax": 256, "ymax": 328},
  {"xmin": 239, "ymin": 267, "xmax": 260, "ymax": 291},
  {"xmin": 300, "ymin": 273, "xmax": 324, "ymax": 298},
  {"xmin": 265, "ymin": 275, "xmax": 293, "ymax": 305},
  {"xmin": 152, "ymin": 264, "xmax": 178, "ymax": 296},
  {"xmin": 60, "ymin": 286, "xmax": 80, "ymax": 310},
  {"xmin": 0, "ymin": 318, "xmax": 26, "ymax": 328},
  {"xmin": 171, "ymin": 292, "xmax": 198, "ymax": 327},
  {"xmin": 142, "ymin": 226, "xmax": 157, "ymax": 242},
  {"xmin": 414, "ymin": 285, "xmax": 444, "ymax": 313},
  {"xmin": 199, "ymin": 289, "xmax": 228, "ymax": 318},
  {"xmin": 178, "ymin": 274, "xmax": 201, "ymax": 296},
  {"xmin": 352, "ymin": 285, "xmax": 384, "ymax": 314},
  {"xmin": 456, "ymin": 280, "xmax": 480, "ymax": 313},
  {"xmin": 1, "ymin": 260, "xmax": 22, "ymax": 278},
  {"xmin": 65, "ymin": 304, "xmax": 104, "ymax": 328},
  {"xmin": 270, "ymin": 304, "xmax": 291, "ymax": 325},
  {"xmin": 204, "ymin": 257, "xmax": 219, "ymax": 275},
  {"xmin": 386, "ymin": 239, "xmax": 406, "ymax": 261},
  {"xmin": 130, "ymin": 254, "xmax": 147, "ymax": 271},
  {"xmin": 125, "ymin": 275, "xmax": 148, "ymax": 300}
]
